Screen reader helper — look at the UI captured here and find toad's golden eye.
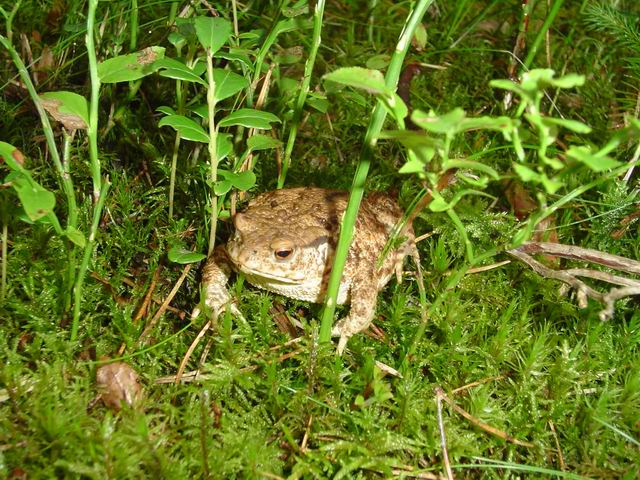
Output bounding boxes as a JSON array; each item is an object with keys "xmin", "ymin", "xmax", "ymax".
[
  {"xmin": 275, "ymin": 249, "xmax": 293, "ymax": 259},
  {"xmin": 271, "ymin": 239, "xmax": 295, "ymax": 260}
]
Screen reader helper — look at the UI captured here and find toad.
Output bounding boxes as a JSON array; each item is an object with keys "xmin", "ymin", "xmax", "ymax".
[{"xmin": 192, "ymin": 187, "xmax": 418, "ymax": 353}]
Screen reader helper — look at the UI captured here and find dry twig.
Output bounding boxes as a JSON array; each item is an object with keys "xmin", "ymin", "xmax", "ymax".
[
  {"xmin": 138, "ymin": 264, "xmax": 192, "ymax": 343},
  {"xmin": 435, "ymin": 388, "xmax": 455, "ymax": 480},
  {"xmin": 508, "ymin": 241, "xmax": 640, "ymax": 320},
  {"xmin": 437, "ymin": 387, "xmax": 534, "ymax": 448}
]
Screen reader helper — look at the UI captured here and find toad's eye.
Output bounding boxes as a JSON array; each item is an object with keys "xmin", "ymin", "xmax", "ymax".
[{"xmin": 275, "ymin": 249, "xmax": 293, "ymax": 259}]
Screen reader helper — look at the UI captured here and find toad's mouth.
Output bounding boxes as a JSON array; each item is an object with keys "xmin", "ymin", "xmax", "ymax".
[{"xmin": 236, "ymin": 265, "xmax": 305, "ymax": 284}]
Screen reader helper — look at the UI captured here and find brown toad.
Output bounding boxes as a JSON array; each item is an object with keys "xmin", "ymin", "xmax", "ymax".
[{"xmin": 192, "ymin": 187, "xmax": 418, "ymax": 353}]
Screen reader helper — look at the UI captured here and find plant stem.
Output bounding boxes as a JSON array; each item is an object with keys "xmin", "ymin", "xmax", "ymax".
[
  {"xmin": 129, "ymin": 0, "xmax": 138, "ymax": 51},
  {"xmin": 1, "ymin": 222, "xmax": 7, "ymax": 303},
  {"xmin": 71, "ymin": 179, "xmax": 110, "ymax": 341},
  {"xmin": 62, "ymin": 131, "xmax": 77, "ymax": 312},
  {"xmin": 277, "ymin": 0, "xmax": 325, "ymax": 188},
  {"xmin": 523, "ymin": 0, "xmax": 566, "ymax": 69},
  {"xmin": 85, "ymin": 0, "xmax": 102, "ymax": 204},
  {"xmin": 318, "ymin": 0, "xmax": 434, "ymax": 343},
  {"xmin": 1, "ymin": 0, "xmax": 22, "ymax": 43},
  {"xmin": 71, "ymin": 0, "xmax": 107, "ymax": 341},
  {"xmin": 206, "ymin": 51, "xmax": 218, "ymax": 255},
  {"xmin": 168, "ymin": 134, "xmax": 181, "ymax": 219}
]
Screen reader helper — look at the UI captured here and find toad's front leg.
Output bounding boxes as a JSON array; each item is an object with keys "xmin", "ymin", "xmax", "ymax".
[
  {"xmin": 191, "ymin": 245, "xmax": 243, "ymax": 321},
  {"xmin": 331, "ymin": 266, "xmax": 379, "ymax": 354}
]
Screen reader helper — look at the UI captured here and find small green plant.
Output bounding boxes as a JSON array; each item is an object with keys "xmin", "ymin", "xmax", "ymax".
[
  {"xmin": 155, "ymin": 15, "xmax": 281, "ymax": 256},
  {"xmin": 0, "ymin": 0, "xmax": 165, "ymax": 339}
]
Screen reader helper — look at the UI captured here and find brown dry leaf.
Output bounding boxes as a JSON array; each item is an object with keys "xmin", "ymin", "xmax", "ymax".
[
  {"xmin": 504, "ymin": 181, "xmax": 537, "ymax": 220},
  {"xmin": 96, "ymin": 361, "xmax": 143, "ymax": 411},
  {"xmin": 40, "ymin": 97, "xmax": 88, "ymax": 130},
  {"xmin": 34, "ymin": 45, "xmax": 55, "ymax": 84}
]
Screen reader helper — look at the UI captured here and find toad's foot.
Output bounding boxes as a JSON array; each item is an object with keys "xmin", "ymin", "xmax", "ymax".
[
  {"xmin": 331, "ymin": 313, "xmax": 375, "ymax": 355},
  {"xmin": 191, "ymin": 246, "xmax": 244, "ymax": 322}
]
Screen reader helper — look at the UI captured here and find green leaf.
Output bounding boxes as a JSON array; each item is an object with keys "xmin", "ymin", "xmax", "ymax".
[
  {"xmin": 411, "ymin": 108, "xmax": 466, "ymax": 134},
  {"xmin": 64, "ymin": 226, "xmax": 86, "ymax": 247},
  {"xmin": 213, "ymin": 69, "xmax": 249, "ymax": 101},
  {"xmin": 11, "ymin": 175, "xmax": 56, "ymax": 221},
  {"xmin": 489, "ymin": 79, "xmax": 526, "ymax": 97},
  {"xmin": 413, "ymin": 22, "xmax": 427, "ymax": 50},
  {"xmin": 0, "ymin": 141, "xmax": 26, "ymax": 171},
  {"xmin": 158, "ymin": 114, "xmax": 209, "ymax": 142},
  {"xmin": 513, "ymin": 163, "xmax": 540, "ymax": 182},
  {"xmin": 566, "ymin": 146, "xmax": 622, "ymax": 172},
  {"xmin": 216, "ymin": 169, "xmax": 256, "ymax": 193},
  {"xmin": 233, "ymin": 170, "xmax": 256, "ymax": 191},
  {"xmin": 442, "ymin": 160, "xmax": 500, "ymax": 179},
  {"xmin": 378, "ymin": 130, "xmax": 439, "ymax": 165},
  {"xmin": 542, "ymin": 117, "xmax": 592, "ymax": 134},
  {"xmin": 247, "ymin": 134, "xmax": 282, "ymax": 151},
  {"xmin": 306, "ymin": 93, "xmax": 329, "ymax": 113},
  {"xmin": 398, "ymin": 158, "xmax": 424, "ymax": 174},
  {"xmin": 168, "ymin": 247, "xmax": 207, "ymax": 264},
  {"xmin": 194, "ymin": 16, "xmax": 232, "ymax": 54},
  {"xmin": 168, "ymin": 32, "xmax": 186, "ymax": 49},
  {"xmin": 156, "ymin": 105, "xmax": 176, "ymax": 115},
  {"xmin": 323, "ymin": 67, "xmax": 388, "ymax": 95},
  {"xmin": 365, "ymin": 54, "xmax": 390, "ymax": 70},
  {"xmin": 218, "ymin": 109, "xmax": 281, "ymax": 129},
  {"xmin": 157, "ymin": 57, "xmax": 207, "ymax": 86},
  {"xmin": 521, "ymin": 69, "xmax": 555, "ymax": 91},
  {"xmin": 217, "ymin": 133, "xmax": 233, "ymax": 161},
  {"xmin": 214, "ymin": 179, "xmax": 233, "ymax": 195},
  {"xmin": 549, "ymin": 73, "xmax": 585, "ymax": 89},
  {"xmin": 98, "ymin": 46, "xmax": 165, "ymax": 83},
  {"xmin": 39, "ymin": 91, "xmax": 89, "ymax": 130},
  {"xmin": 458, "ymin": 116, "xmax": 518, "ymax": 133},
  {"xmin": 190, "ymin": 104, "xmax": 208, "ymax": 119},
  {"xmin": 215, "ymin": 48, "xmax": 254, "ymax": 70}
]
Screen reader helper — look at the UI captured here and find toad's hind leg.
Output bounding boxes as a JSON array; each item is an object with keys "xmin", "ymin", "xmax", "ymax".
[{"xmin": 331, "ymin": 265, "xmax": 378, "ymax": 355}]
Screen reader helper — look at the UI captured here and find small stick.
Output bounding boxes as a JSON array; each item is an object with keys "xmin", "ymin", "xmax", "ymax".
[
  {"xmin": 548, "ymin": 420, "xmax": 566, "ymax": 471},
  {"xmin": 435, "ymin": 388, "xmax": 455, "ymax": 480},
  {"xmin": 437, "ymin": 387, "xmax": 534, "ymax": 448},
  {"xmin": 195, "ymin": 336, "xmax": 215, "ymax": 381},
  {"xmin": 138, "ymin": 264, "xmax": 192, "ymax": 343},
  {"xmin": 563, "ymin": 268, "xmax": 640, "ymax": 288},
  {"xmin": 300, "ymin": 415, "xmax": 313, "ymax": 452},
  {"xmin": 176, "ymin": 320, "xmax": 212, "ymax": 385},
  {"xmin": 451, "ymin": 375, "xmax": 505, "ymax": 395},
  {"xmin": 600, "ymin": 286, "xmax": 640, "ymax": 321},
  {"xmin": 390, "ymin": 469, "xmax": 443, "ymax": 480},
  {"xmin": 466, "ymin": 260, "xmax": 511, "ymax": 274},
  {"xmin": 513, "ymin": 242, "xmax": 640, "ymax": 275},
  {"xmin": 133, "ymin": 266, "xmax": 163, "ymax": 323}
]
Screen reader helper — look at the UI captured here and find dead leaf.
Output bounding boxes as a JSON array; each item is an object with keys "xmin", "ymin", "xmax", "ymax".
[
  {"xmin": 40, "ymin": 97, "xmax": 88, "ymax": 130},
  {"xmin": 504, "ymin": 181, "xmax": 537, "ymax": 220},
  {"xmin": 96, "ymin": 361, "xmax": 143, "ymax": 411}
]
